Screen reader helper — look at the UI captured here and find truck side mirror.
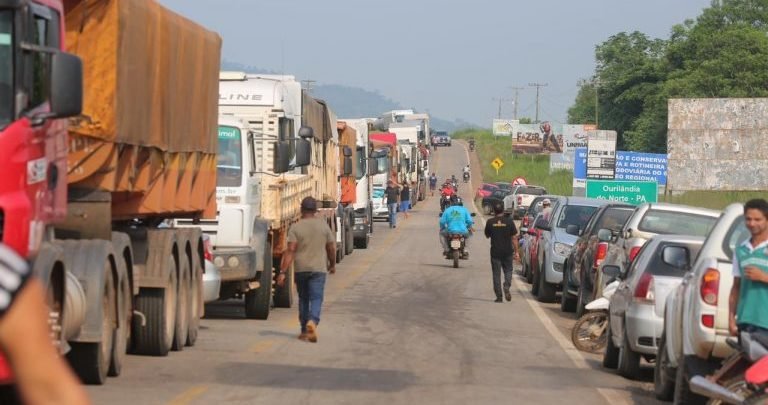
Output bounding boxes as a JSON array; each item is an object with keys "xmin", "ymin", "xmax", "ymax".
[
  {"xmin": 367, "ymin": 157, "xmax": 378, "ymax": 176},
  {"xmin": 273, "ymin": 141, "xmax": 291, "ymax": 174},
  {"xmin": 342, "ymin": 146, "xmax": 353, "ymax": 157},
  {"xmin": 295, "ymin": 139, "xmax": 311, "ymax": 167},
  {"xmin": 343, "ymin": 157, "xmax": 353, "ymax": 176},
  {"xmin": 50, "ymin": 52, "xmax": 83, "ymax": 118}
]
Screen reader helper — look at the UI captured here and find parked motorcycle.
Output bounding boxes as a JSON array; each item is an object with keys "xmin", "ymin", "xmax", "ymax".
[
  {"xmin": 570, "ymin": 279, "xmax": 620, "ymax": 353},
  {"xmin": 463, "ymin": 172, "xmax": 470, "ymax": 183},
  {"xmin": 689, "ymin": 331, "xmax": 768, "ymax": 404}
]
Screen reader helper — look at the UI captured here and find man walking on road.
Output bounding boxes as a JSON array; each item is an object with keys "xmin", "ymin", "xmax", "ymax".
[
  {"xmin": 400, "ymin": 182, "xmax": 411, "ymax": 219},
  {"xmin": 729, "ymin": 198, "xmax": 768, "ymax": 337},
  {"xmin": 484, "ymin": 202, "xmax": 520, "ymax": 303},
  {"xmin": 385, "ymin": 180, "xmax": 400, "ymax": 228},
  {"xmin": 278, "ymin": 197, "xmax": 336, "ymax": 343}
]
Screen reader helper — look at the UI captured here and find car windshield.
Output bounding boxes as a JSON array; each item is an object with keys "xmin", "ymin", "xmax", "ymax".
[
  {"xmin": 517, "ymin": 187, "xmax": 546, "ymax": 195},
  {"xmin": 216, "ymin": 126, "xmax": 243, "ymax": 187},
  {"xmin": 0, "ymin": 11, "xmax": 12, "ymax": 129},
  {"xmin": 372, "ymin": 188, "xmax": 385, "ymax": 199},
  {"xmin": 556, "ymin": 205, "xmax": 598, "ymax": 230},
  {"xmin": 638, "ymin": 210, "xmax": 718, "ymax": 237}
]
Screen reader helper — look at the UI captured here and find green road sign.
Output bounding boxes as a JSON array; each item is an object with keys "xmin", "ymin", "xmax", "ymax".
[{"xmin": 585, "ymin": 180, "xmax": 658, "ymax": 205}]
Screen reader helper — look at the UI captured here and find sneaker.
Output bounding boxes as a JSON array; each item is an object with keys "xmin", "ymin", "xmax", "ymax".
[
  {"xmin": 306, "ymin": 320, "xmax": 318, "ymax": 343},
  {"xmin": 504, "ymin": 288, "xmax": 512, "ymax": 302},
  {"xmin": 494, "ymin": 297, "xmax": 503, "ymax": 303},
  {"xmin": 298, "ymin": 332, "xmax": 309, "ymax": 342}
]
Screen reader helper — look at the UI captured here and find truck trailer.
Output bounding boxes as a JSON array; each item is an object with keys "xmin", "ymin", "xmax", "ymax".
[{"xmin": 0, "ymin": 0, "xmax": 221, "ymax": 385}]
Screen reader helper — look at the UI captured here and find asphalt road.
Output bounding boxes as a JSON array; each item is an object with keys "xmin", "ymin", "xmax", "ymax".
[{"xmin": 87, "ymin": 143, "xmax": 663, "ymax": 405}]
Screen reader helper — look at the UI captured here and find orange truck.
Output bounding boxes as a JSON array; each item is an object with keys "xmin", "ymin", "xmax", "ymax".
[{"xmin": 0, "ymin": 0, "xmax": 220, "ymax": 384}]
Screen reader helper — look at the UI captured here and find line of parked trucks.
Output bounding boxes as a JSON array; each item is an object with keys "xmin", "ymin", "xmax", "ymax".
[{"xmin": 0, "ymin": 0, "xmax": 435, "ymax": 387}]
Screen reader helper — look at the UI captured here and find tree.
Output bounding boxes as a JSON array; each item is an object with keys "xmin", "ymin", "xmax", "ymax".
[
  {"xmin": 567, "ymin": 79, "xmax": 597, "ymax": 125},
  {"xmin": 518, "ymin": 117, "xmax": 533, "ymax": 124}
]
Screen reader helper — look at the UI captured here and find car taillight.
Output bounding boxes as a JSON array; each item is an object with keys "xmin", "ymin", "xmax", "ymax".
[
  {"xmin": 700, "ymin": 268, "xmax": 720, "ymax": 305},
  {"xmin": 203, "ymin": 238, "xmax": 213, "ymax": 262},
  {"xmin": 517, "ymin": 196, "xmax": 522, "ymax": 205},
  {"xmin": 634, "ymin": 273, "xmax": 654, "ymax": 302},
  {"xmin": 522, "ymin": 216, "xmax": 529, "ymax": 227},
  {"xmin": 628, "ymin": 246, "xmax": 642, "ymax": 263},
  {"xmin": 701, "ymin": 314, "xmax": 715, "ymax": 328},
  {"xmin": 593, "ymin": 242, "xmax": 608, "ymax": 269}
]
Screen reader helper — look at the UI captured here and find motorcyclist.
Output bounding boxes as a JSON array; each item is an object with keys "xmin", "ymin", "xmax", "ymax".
[
  {"xmin": 462, "ymin": 165, "xmax": 470, "ymax": 182},
  {"xmin": 450, "ymin": 175, "xmax": 459, "ymax": 190},
  {"xmin": 439, "ymin": 195, "xmax": 474, "ymax": 257},
  {"xmin": 440, "ymin": 182, "xmax": 455, "ymax": 212}
]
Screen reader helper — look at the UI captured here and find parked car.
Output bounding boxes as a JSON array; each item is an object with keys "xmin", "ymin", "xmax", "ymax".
[
  {"xmin": 533, "ymin": 197, "xmax": 606, "ymax": 303},
  {"xmin": 517, "ymin": 194, "xmax": 559, "ymax": 233},
  {"xmin": 480, "ymin": 188, "xmax": 512, "ymax": 215},
  {"xmin": 504, "ymin": 185, "xmax": 548, "ymax": 219},
  {"xmin": 372, "ymin": 186, "xmax": 389, "ymax": 220},
  {"xmin": 601, "ymin": 203, "xmax": 719, "ymax": 276},
  {"xmin": 476, "ymin": 183, "xmax": 499, "ymax": 199},
  {"xmin": 563, "ymin": 203, "xmax": 635, "ymax": 316},
  {"xmin": 602, "ymin": 235, "xmax": 705, "ymax": 380},
  {"xmin": 434, "ymin": 133, "xmax": 451, "ymax": 146},
  {"xmin": 202, "ymin": 234, "xmax": 221, "ymax": 303},
  {"xmin": 494, "ymin": 182, "xmax": 513, "ymax": 192},
  {"xmin": 522, "ymin": 212, "xmax": 547, "ymax": 284},
  {"xmin": 657, "ymin": 203, "xmax": 747, "ymax": 403}
]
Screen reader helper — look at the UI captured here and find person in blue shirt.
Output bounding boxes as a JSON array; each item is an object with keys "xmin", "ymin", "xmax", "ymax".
[{"xmin": 439, "ymin": 196, "xmax": 474, "ymax": 257}]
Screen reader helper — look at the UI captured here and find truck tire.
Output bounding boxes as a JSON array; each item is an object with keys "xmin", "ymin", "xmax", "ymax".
[
  {"xmin": 108, "ymin": 273, "xmax": 130, "ymax": 377},
  {"xmin": 133, "ymin": 257, "xmax": 177, "ymax": 356},
  {"xmin": 67, "ymin": 264, "xmax": 115, "ymax": 385},
  {"xmin": 355, "ymin": 234, "xmax": 370, "ymax": 249},
  {"xmin": 654, "ymin": 332, "xmax": 675, "ymax": 401},
  {"xmin": 673, "ymin": 356, "xmax": 706, "ymax": 405},
  {"xmin": 186, "ymin": 252, "xmax": 202, "ymax": 347},
  {"xmin": 274, "ymin": 243, "xmax": 294, "ymax": 309},
  {"xmin": 345, "ymin": 214, "xmax": 354, "ymax": 255},
  {"xmin": 172, "ymin": 256, "xmax": 190, "ymax": 351},
  {"xmin": 245, "ymin": 264, "xmax": 272, "ymax": 320},
  {"xmin": 336, "ymin": 232, "xmax": 345, "ymax": 264}
]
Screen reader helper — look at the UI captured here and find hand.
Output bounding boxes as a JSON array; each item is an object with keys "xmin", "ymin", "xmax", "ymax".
[
  {"xmin": 744, "ymin": 266, "xmax": 767, "ymax": 283},
  {"xmin": 276, "ymin": 273, "xmax": 286, "ymax": 287},
  {"xmin": 514, "ymin": 252, "xmax": 521, "ymax": 263},
  {"xmin": 328, "ymin": 266, "xmax": 336, "ymax": 275},
  {"xmin": 729, "ymin": 318, "xmax": 739, "ymax": 337}
]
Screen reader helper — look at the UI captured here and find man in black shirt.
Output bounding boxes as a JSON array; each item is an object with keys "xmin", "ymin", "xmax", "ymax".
[
  {"xmin": 484, "ymin": 202, "xmax": 520, "ymax": 302},
  {"xmin": 385, "ymin": 180, "xmax": 400, "ymax": 228}
]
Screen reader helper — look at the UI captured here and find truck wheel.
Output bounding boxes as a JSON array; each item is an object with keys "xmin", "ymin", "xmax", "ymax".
[
  {"xmin": 673, "ymin": 356, "xmax": 706, "ymax": 405},
  {"xmin": 537, "ymin": 259, "xmax": 556, "ymax": 303},
  {"xmin": 133, "ymin": 257, "xmax": 177, "ymax": 356},
  {"xmin": 355, "ymin": 234, "xmax": 370, "ymax": 249},
  {"xmin": 245, "ymin": 265, "xmax": 272, "ymax": 319},
  {"xmin": 108, "ymin": 274, "xmax": 131, "ymax": 377},
  {"xmin": 618, "ymin": 326, "xmax": 641, "ymax": 380},
  {"xmin": 345, "ymin": 216, "xmax": 354, "ymax": 255},
  {"xmin": 654, "ymin": 332, "xmax": 675, "ymax": 401},
  {"xmin": 336, "ymin": 233, "xmax": 344, "ymax": 264},
  {"xmin": 186, "ymin": 254, "xmax": 202, "ymax": 347},
  {"xmin": 602, "ymin": 318, "xmax": 620, "ymax": 369},
  {"xmin": 68, "ymin": 264, "xmax": 115, "ymax": 385},
  {"xmin": 274, "ymin": 244, "xmax": 294, "ymax": 309},
  {"xmin": 172, "ymin": 257, "xmax": 190, "ymax": 351}
]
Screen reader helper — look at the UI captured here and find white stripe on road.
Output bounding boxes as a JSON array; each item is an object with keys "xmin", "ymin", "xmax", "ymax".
[{"xmin": 461, "ymin": 142, "xmax": 628, "ymax": 405}]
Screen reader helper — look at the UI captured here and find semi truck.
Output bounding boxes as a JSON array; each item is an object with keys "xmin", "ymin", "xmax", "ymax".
[
  {"xmin": 338, "ymin": 119, "xmax": 376, "ymax": 249},
  {"xmin": 0, "ymin": 0, "xmax": 221, "ymax": 385},
  {"xmin": 184, "ymin": 73, "xmax": 343, "ymax": 320},
  {"xmin": 370, "ymin": 133, "xmax": 400, "ymax": 188}
]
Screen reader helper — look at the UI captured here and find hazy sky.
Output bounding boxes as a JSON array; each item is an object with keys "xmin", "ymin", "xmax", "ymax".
[{"xmin": 160, "ymin": 0, "xmax": 711, "ymax": 126}]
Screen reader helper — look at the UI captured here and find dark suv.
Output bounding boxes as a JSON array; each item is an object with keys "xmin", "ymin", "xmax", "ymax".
[{"xmin": 563, "ymin": 203, "xmax": 634, "ymax": 315}]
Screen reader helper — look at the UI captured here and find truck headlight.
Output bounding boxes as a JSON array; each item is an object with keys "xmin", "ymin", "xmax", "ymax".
[{"xmin": 553, "ymin": 242, "xmax": 572, "ymax": 257}]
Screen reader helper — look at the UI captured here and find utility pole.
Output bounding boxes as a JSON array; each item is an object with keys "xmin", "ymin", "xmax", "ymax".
[
  {"xmin": 508, "ymin": 86, "xmax": 525, "ymax": 120},
  {"xmin": 528, "ymin": 82, "xmax": 548, "ymax": 123},
  {"xmin": 492, "ymin": 97, "xmax": 512, "ymax": 119},
  {"xmin": 593, "ymin": 78, "xmax": 601, "ymax": 129},
  {"xmin": 301, "ymin": 79, "xmax": 316, "ymax": 94}
]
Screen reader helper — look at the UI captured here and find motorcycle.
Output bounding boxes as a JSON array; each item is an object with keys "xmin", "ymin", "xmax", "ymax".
[
  {"xmin": 469, "ymin": 142, "xmax": 475, "ymax": 151},
  {"xmin": 689, "ymin": 331, "xmax": 768, "ymax": 404},
  {"xmin": 570, "ymin": 279, "xmax": 620, "ymax": 353},
  {"xmin": 463, "ymin": 171, "xmax": 470, "ymax": 183},
  {"xmin": 445, "ymin": 233, "xmax": 469, "ymax": 268}
]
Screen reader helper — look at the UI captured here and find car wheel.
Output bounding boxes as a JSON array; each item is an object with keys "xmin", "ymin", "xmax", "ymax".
[
  {"xmin": 673, "ymin": 356, "xmax": 706, "ymax": 405},
  {"xmin": 602, "ymin": 318, "xmax": 620, "ymax": 369},
  {"xmin": 654, "ymin": 330, "xmax": 675, "ymax": 401},
  {"xmin": 618, "ymin": 326, "xmax": 641, "ymax": 380},
  {"xmin": 575, "ymin": 285, "xmax": 588, "ymax": 318}
]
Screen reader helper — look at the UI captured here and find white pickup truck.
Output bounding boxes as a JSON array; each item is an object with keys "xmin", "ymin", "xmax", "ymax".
[
  {"xmin": 503, "ymin": 185, "xmax": 548, "ymax": 219},
  {"xmin": 656, "ymin": 203, "xmax": 748, "ymax": 403}
]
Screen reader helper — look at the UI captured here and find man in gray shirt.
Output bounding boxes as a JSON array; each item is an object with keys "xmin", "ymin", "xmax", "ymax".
[{"xmin": 278, "ymin": 197, "xmax": 336, "ymax": 343}]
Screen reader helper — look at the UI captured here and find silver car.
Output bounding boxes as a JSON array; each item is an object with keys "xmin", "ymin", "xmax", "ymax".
[
  {"xmin": 533, "ymin": 197, "xmax": 606, "ymax": 303},
  {"xmin": 603, "ymin": 234, "xmax": 704, "ymax": 380},
  {"xmin": 372, "ymin": 187, "xmax": 389, "ymax": 220},
  {"xmin": 202, "ymin": 234, "xmax": 221, "ymax": 303}
]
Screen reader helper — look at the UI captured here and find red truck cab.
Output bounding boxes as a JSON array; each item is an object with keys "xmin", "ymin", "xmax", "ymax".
[{"xmin": 0, "ymin": 0, "xmax": 82, "ymax": 381}]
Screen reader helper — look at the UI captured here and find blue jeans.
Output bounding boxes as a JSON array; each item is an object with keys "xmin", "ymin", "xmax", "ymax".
[
  {"xmin": 295, "ymin": 272, "xmax": 327, "ymax": 332},
  {"xmin": 388, "ymin": 203, "xmax": 398, "ymax": 227}
]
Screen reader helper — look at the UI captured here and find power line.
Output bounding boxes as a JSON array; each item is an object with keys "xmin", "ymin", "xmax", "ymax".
[
  {"xmin": 528, "ymin": 82, "xmax": 548, "ymax": 123},
  {"xmin": 491, "ymin": 96, "xmax": 513, "ymax": 119}
]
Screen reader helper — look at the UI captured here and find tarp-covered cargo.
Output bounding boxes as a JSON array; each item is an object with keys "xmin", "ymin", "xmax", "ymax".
[
  {"xmin": 63, "ymin": 0, "xmax": 221, "ymax": 218},
  {"xmin": 302, "ymin": 93, "xmax": 339, "ymax": 203}
]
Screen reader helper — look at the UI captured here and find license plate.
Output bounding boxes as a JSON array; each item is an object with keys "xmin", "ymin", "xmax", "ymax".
[{"xmin": 450, "ymin": 240, "xmax": 462, "ymax": 249}]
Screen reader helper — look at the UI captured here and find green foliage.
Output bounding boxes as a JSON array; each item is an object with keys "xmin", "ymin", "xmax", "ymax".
[
  {"xmin": 518, "ymin": 117, "xmax": 533, "ymax": 124},
  {"xmin": 567, "ymin": 80, "xmax": 597, "ymax": 125},
  {"xmin": 569, "ymin": 0, "xmax": 768, "ymax": 153}
]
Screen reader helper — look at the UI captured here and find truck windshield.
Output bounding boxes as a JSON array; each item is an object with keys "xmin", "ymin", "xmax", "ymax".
[
  {"xmin": 217, "ymin": 126, "xmax": 243, "ymax": 187},
  {"xmin": 0, "ymin": 11, "xmax": 12, "ymax": 129}
]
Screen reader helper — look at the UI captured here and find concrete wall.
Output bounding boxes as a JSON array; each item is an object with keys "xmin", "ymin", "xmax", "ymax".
[{"xmin": 667, "ymin": 98, "xmax": 768, "ymax": 191}]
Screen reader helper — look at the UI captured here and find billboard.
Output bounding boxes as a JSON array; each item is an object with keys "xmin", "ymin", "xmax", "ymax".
[
  {"xmin": 561, "ymin": 124, "xmax": 595, "ymax": 153},
  {"xmin": 492, "ymin": 119, "xmax": 518, "ymax": 136},
  {"xmin": 575, "ymin": 148, "xmax": 668, "ymax": 184},
  {"xmin": 586, "ymin": 130, "xmax": 617, "ymax": 179},
  {"xmin": 549, "ymin": 153, "xmax": 575, "ymax": 173},
  {"xmin": 511, "ymin": 122, "xmax": 563, "ymax": 154}
]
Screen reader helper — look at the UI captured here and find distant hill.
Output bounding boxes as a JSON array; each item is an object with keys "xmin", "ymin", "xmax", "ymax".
[{"xmin": 220, "ymin": 60, "xmax": 476, "ymax": 133}]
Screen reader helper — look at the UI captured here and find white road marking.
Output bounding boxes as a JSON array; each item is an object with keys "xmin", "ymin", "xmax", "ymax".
[{"xmin": 461, "ymin": 142, "xmax": 629, "ymax": 405}]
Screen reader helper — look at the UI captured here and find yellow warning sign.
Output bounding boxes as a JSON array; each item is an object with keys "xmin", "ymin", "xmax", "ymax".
[{"xmin": 491, "ymin": 157, "xmax": 504, "ymax": 171}]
